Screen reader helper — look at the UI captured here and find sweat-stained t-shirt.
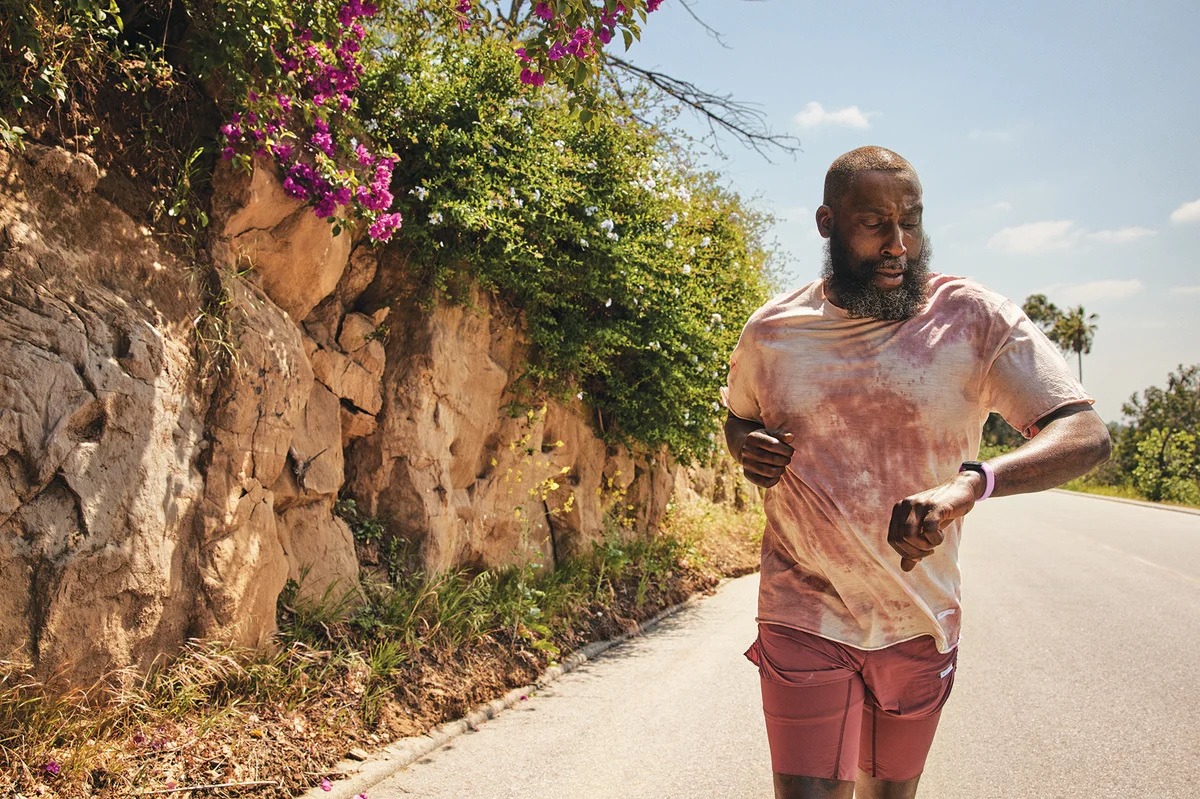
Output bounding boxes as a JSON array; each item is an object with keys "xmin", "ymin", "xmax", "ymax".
[{"xmin": 721, "ymin": 273, "xmax": 1092, "ymax": 653}]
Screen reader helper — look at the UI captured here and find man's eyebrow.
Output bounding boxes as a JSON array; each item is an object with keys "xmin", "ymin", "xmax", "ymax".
[{"xmin": 857, "ymin": 204, "xmax": 924, "ymax": 215}]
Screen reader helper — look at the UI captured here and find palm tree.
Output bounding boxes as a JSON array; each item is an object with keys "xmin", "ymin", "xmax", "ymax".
[{"xmin": 1052, "ymin": 305, "xmax": 1099, "ymax": 383}]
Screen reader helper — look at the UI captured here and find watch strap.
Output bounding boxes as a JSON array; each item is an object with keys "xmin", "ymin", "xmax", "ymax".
[{"xmin": 959, "ymin": 460, "xmax": 995, "ymax": 501}]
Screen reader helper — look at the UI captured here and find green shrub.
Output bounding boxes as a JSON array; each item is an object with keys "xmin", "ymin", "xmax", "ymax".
[
  {"xmin": 360, "ymin": 24, "xmax": 776, "ymax": 462},
  {"xmin": 1132, "ymin": 427, "xmax": 1200, "ymax": 505}
]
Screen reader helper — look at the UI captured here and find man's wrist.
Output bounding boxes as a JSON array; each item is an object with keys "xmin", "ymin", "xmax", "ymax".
[
  {"xmin": 956, "ymin": 468, "xmax": 986, "ymax": 500},
  {"xmin": 957, "ymin": 461, "xmax": 995, "ymax": 500}
]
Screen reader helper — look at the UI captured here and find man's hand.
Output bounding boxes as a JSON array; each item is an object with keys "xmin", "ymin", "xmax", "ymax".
[
  {"xmin": 739, "ymin": 428, "xmax": 795, "ymax": 488},
  {"xmin": 888, "ymin": 472, "xmax": 983, "ymax": 572}
]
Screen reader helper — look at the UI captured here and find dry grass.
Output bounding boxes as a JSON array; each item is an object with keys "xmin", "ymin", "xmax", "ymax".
[{"xmin": 1, "ymin": 497, "xmax": 762, "ymax": 799}]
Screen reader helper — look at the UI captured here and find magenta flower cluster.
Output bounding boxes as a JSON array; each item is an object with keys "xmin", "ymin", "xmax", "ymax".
[
  {"xmin": 512, "ymin": 0, "xmax": 661, "ymax": 86},
  {"xmin": 219, "ymin": 1, "xmax": 403, "ymax": 243}
]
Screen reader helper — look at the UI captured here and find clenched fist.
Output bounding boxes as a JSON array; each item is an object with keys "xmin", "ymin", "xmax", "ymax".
[{"xmin": 739, "ymin": 428, "xmax": 795, "ymax": 488}]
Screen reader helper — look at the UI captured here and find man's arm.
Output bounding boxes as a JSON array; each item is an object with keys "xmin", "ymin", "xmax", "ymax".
[
  {"xmin": 888, "ymin": 402, "xmax": 1111, "ymax": 571},
  {"xmin": 724, "ymin": 412, "xmax": 795, "ymax": 488}
]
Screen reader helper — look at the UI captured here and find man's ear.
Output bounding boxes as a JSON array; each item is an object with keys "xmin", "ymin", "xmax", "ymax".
[{"xmin": 815, "ymin": 205, "xmax": 834, "ymax": 239}]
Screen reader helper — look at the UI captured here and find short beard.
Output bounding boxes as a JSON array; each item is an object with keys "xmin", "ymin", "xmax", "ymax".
[{"xmin": 822, "ymin": 234, "xmax": 932, "ymax": 321}]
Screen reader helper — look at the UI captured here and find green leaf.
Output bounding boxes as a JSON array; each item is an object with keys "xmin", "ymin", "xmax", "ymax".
[{"xmin": 622, "ymin": 29, "xmax": 633, "ymax": 50}]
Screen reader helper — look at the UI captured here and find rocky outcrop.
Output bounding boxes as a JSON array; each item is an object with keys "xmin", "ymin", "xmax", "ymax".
[
  {"xmin": 0, "ymin": 146, "xmax": 207, "ymax": 678},
  {"xmin": 0, "ymin": 146, "xmax": 756, "ymax": 683}
]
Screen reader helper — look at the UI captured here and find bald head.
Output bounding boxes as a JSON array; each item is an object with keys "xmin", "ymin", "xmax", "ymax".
[{"xmin": 823, "ymin": 146, "xmax": 919, "ymax": 208}]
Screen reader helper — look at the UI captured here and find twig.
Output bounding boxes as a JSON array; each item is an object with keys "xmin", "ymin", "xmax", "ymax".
[{"xmin": 137, "ymin": 780, "xmax": 279, "ymax": 795}]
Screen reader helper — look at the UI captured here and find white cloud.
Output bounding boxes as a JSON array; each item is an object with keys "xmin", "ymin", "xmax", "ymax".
[
  {"xmin": 1087, "ymin": 226, "xmax": 1158, "ymax": 243},
  {"xmin": 990, "ymin": 201, "xmax": 1013, "ymax": 212},
  {"xmin": 1170, "ymin": 285, "xmax": 1200, "ymax": 295},
  {"xmin": 794, "ymin": 102, "xmax": 873, "ymax": 130},
  {"xmin": 1170, "ymin": 199, "xmax": 1200, "ymax": 224},
  {"xmin": 987, "ymin": 220, "xmax": 1077, "ymax": 254},
  {"xmin": 1047, "ymin": 279, "xmax": 1145, "ymax": 305},
  {"xmin": 969, "ymin": 129, "xmax": 1013, "ymax": 142}
]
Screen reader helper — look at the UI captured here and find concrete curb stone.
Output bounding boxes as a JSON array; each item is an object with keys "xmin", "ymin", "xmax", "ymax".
[
  {"xmin": 299, "ymin": 583, "xmax": 726, "ymax": 799},
  {"xmin": 1050, "ymin": 488, "xmax": 1200, "ymax": 517}
]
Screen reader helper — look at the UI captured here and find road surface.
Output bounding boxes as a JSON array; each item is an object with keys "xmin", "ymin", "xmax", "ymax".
[{"xmin": 374, "ymin": 491, "xmax": 1200, "ymax": 798}]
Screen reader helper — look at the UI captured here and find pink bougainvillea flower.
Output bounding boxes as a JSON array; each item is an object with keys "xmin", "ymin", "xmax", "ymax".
[
  {"xmin": 597, "ymin": 27, "xmax": 612, "ymax": 45},
  {"xmin": 44, "ymin": 762, "xmax": 60, "ymax": 776},
  {"xmin": 320, "ymin": 778, "xmax": 333, "ymax": 791},
  {"xmin": 547, "ymin": 42, "xmax": 567, "ymax": 61},
  {"xmin": 516, "ymin": 47, "xmax": 531, "ymax": 62},
  {"xmin": 221, "ymin": 147, "xmax": 236, "ymax": 161},
  {"xmin": 368, "ymin": 212, "xmax": 402, "ymax": 241},
  {"xmin": 533, "ymin": 2, "xmax": 553, "ymax": 21}
]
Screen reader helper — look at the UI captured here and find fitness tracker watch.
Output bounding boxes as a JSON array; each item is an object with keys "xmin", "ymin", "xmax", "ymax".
[{"xmin": 958, "ymin": 460, "xmax": 995, "ymax": 501}]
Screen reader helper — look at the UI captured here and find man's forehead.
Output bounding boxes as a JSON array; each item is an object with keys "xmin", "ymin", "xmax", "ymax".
[{"xmin": 840, "ymin": 169, "xmax": 923, "ymax": 210}]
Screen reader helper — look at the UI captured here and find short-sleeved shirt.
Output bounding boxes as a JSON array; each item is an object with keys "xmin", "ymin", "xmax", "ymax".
[{"xmin": 722, "ymin": 273, "xmax": 1092, "ymax": 653}]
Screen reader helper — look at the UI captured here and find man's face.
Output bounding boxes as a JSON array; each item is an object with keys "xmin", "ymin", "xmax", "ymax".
[{"xmin": 818, "ymin": 169, "xmax": 930, "ymax": 321}]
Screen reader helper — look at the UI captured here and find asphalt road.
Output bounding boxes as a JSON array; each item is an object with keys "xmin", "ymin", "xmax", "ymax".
[{"xmin": 374, "ymin": 491, "xmax": 1200, "ymax": 798}]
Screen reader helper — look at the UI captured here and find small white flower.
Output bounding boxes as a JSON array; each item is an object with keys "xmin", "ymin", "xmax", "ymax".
[
  {"xmin": 508, "ymin": 187, "xmax": 516, "ymax": 197},
  {"xmin": 700, "ymin": 236, "xmax": 711, "ymax": 247},
  {"xmin": 554, "ymin": 140, "xmax": 565, "ymax": 149},
  {"xmin": 606, "ymin": 231, "xmax": 619, "ymax": 241},
  {"xmin": 599, "ymin": 218, "xmax": 615, "ymax": 232},
  {"xmin": 665, "ymin": 238, "xmax": 674, "ymax": 249},
  {"xmin": 429, "ymin": 211, "xmax": 443, "ymax": 225},
  {"xmin": 580, "ymin": 238, "xmax": 589, "ymax": 248},
  {"xmin": 689, "ymin": 247, "xmax": 696, "ymax": 256},
  {"xmin": 532, "ymin": 189, "xmax": 541, "ymax": 202},
  {"xmin": 577, "ymin": 391, "xmax": 584, "ymax": 400},
  {"xmin": 586, "ymin": 161, "xmax": 597, "ymax": 169},
  {"xmin": 682, "ymin": 264, "xmax": 691, "ymax": 275},
  {"xmin": 711, "ymin": 313, "xmax": 723, "ymax": 324},
  {"xmin": 513, "ymin": 198, "xmax": 524, "ymax": 208},
  {"xmin": 605, "ymin": 298, "xmax": 612, "ymax": 307},
  {"xmin": 410, "ymin": 186, "xmax": 428, "ymax": 200},
  {"xmin": 584, "ymin": 205, "xmax": 598, "ymax": 216},
  {"xmin": 674, "ymin": 287, "xmax": 680, "ymax": 296},
  {"xmin": 711, "ymin": 402, "xmax": 721, "ymax": 412}
]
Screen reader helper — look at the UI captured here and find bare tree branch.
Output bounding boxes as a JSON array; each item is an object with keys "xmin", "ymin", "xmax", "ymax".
[
  {"xmin": 604, "ymin": 53, "xmax": 799, "ymax": 160},
  {"xmin": 678, "ymin": 0, "xmax": 732, "ymax": 49}
]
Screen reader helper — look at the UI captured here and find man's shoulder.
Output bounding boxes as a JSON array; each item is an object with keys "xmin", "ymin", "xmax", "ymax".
[
  {"xmin": 744, "ymin": 279, "xmax": 824, "ymax": 329},
  {"xmin": 925, "ymin": 273, "xmax": 1020, "ymax": 322}
]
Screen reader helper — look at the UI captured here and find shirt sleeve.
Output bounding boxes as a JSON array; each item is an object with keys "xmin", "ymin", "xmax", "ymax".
[
  {"xmin": 721, "ymin": 323, "xmax": 763, "ymax": 423},
  {"xmin": 982, "ymin": 301, "xmax": 1094, "ymax": 438}
]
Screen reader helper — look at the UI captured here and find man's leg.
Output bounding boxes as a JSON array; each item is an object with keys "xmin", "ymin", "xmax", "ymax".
[
  {"xmin": 854, "ymin": 771, "xmax": 921, "ymax": 799},
  {"xmin": 773, "ymin": 773, "xmax": 855, "ymax": 799}
]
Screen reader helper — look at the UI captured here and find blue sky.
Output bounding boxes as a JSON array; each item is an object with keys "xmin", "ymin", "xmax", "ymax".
[{"xmin": 627, "ymin": 0, "xmax": 1200, "ymax": 423}]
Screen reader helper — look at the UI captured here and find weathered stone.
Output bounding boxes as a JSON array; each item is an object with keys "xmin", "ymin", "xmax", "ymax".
[
  {"xmin": 289, "ymin": 383, "xmax": 344, "ymax": 498},
  {"xmin": 215, "ymin": 159, "xmax": 352, "ymax": 322},
  {"xmin": 277, "ymin": 501, "xmax": 360, "ymax": 603},
  {"xmin": 338, "ymin": 312, "xmax": 386, "ymax": 377},
  {"xmin": 340, "ymin": 406, "xmax": 378, "ymax": 449},
  {"xmin": 25, "ymin": 144, "xmax": 102, "ymax": 194},
  {"xmin": 194, "ymin": 280, "xmax": 313, "ymax": 647},
  {"xmin": 311, "ymin": 346, "xmax": 383, "ymax": 415},
  {"xmin": 0, "ymin": 150, "xmax": 206, "ymax": 679}
]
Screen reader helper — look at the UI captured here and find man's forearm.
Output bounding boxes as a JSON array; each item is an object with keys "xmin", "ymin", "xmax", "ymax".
[
  {"xmin": 986, "ymin": 404, "xmax": 1112, "ymax": 498},
  {"xmin": 724, "ymin": 413, "xmax": 765, "ymax": 464}
]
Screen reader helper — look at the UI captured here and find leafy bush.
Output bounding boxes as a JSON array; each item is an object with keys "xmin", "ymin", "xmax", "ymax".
[
  {"xmin": 360, "ymin": 22, "xmax": 775, "ymax": 461},
  {"xmin": 1132, "ymin": 427, "xmax": 1200, "ymax": 505}
]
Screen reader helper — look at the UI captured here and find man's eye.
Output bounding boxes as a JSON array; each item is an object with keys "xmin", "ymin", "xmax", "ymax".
[
  {"xmin": 901, "ymin": 222, "xmax": 920, "ymax": 229},
  {"xmin": 862, "ymin": 222, "xmax": 881, "ymax": 229}
]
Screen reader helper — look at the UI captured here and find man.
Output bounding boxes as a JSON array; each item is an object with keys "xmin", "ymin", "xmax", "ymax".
[{"xmin": 722, "ymin": 146, "xmax": 1111, "ymax": 799}]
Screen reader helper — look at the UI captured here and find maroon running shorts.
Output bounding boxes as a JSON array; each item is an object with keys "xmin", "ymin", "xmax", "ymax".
[{"xmin": 746, "ymin": 623, "xmax": 958, "ymax": 783}]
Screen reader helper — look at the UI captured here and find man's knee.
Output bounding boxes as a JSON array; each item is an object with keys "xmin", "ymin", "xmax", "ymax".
[
  {"xmin": 853, "ymin": 770, "xmax": 922, "ymax": 799},
  {"xmin": 773, "ymin": 772, "xmax": 855, "ymax": 799}
]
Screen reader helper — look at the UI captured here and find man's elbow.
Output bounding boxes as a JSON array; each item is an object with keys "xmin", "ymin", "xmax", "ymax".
[{"xmin": 1084, "ymin": 414, "xmax": 1112, "ymax": 469}]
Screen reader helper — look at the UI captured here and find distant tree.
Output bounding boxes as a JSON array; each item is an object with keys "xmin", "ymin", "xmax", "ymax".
[
  {"xmin": 1022, "ymin": 293, "xmax": 1061, "ymax": 334},
  {"xmin": 1117, "ymin": 363, "xmax": 1200, "ymax": 483},
  {"xmin": 1052, "ymin": 305, "xmax": 1099, "ymax": 383},
  {"xmin": 1021, "ymin": 294, "xmax": 1097, "ymax": 383},
  {"xmin": 1132, "ymin": 428, "xmax": 1200, "ymax": 505}
]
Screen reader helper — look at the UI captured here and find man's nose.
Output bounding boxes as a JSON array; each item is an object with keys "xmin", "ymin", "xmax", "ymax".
[{"xmin": 881, "ymin": 223, "xmax": 907, "ymax": 259}]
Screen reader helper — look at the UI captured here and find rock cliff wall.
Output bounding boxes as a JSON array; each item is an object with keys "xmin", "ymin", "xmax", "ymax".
[{"xmin": 0, "ymin": 150, "xmax": 756, "ymax": 682}]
